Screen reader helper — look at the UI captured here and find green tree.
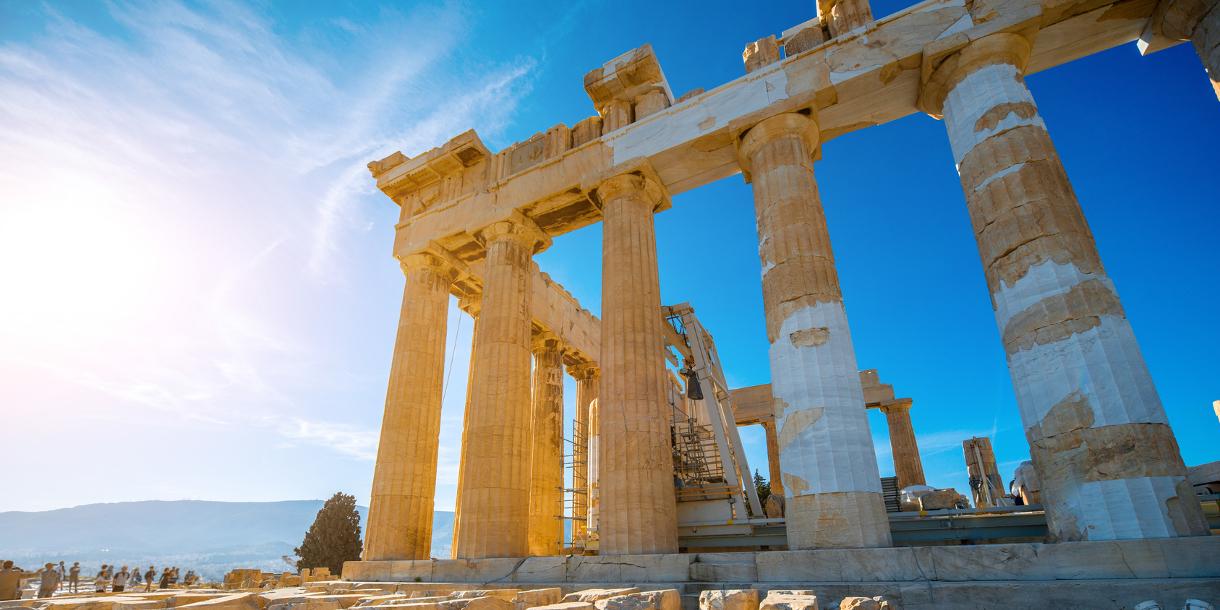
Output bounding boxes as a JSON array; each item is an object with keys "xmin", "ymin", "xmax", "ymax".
[
  {"xmin": 295, "ymin": 492, "xmax": 363, "ymax": 574},
  {"xmin": 754, "ymin": 469, "xmax": 771, "ymax": 505}
]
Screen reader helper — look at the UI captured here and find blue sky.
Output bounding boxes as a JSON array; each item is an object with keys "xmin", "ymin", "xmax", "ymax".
[{"xmin": 0, "ymin": 0, "xmax": 1216, "ymax": 519}]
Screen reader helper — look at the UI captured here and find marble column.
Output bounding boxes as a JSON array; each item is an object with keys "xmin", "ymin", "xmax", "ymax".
[
  {"xmin": 528, "ymin": 333, "xmax": 565, "ymax": 556},
  {"xmin": 921, "ymin": 32, "xmax": 1208, "ymax": 540},
  {"xmin": 450, "ymin": 296, "xmax": 480, "ymax": 558},
  {"xmin": 737, "ymin": 112, "xmax": 890, "ymax": 549},
  {"xmin": 880, "ymin": 399, "xmax": 926, "ymax": 489},
  {"xmin": 1147, "ymin": 0, "xmax": 1220, "ymax": 100},
  {"xmin": 762, "ymin": 419, "xmax": 785, "ymax": 496},
  {"xmin": 596, "ymin": 172, "xmax": 679, "ymax": 555},
  {"xmin": 586, "ymin": 396, "xmax": 602, "ymax": 545},
  {"xmin": 365, "ymin": 251, "xmax": 459, "ymax": 561},
  {"xmin": 568, "ymin": 362, "xmax": 600, "ymax": 547},
  {"xmin": 963, "ymin": 436, "xmax": 1004, "ymax": 508},
  {"xmin": 453, "ymin": 217, "xmax": 550, "ymax": 558}
]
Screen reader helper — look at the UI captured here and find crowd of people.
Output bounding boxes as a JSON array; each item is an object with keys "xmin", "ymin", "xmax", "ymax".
[{"xmin": 0, "ymin": 559, "xmax": 199, "ymax": 600}]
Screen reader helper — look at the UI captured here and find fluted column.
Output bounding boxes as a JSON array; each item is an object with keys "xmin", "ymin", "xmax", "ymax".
[
  {"xmin": 451, "ymin": 296, "xmax": 480, "ymax": 558},
  {"xmin": 1145, "ymin": 0, "xmax": 1220, "ymax": 100},
  {"xmin": 453, "ymin": 217, "xmax": 550, "ymax": 558},
  {"xmin": 365, "ymin": 251, "xmax": 459, "ymax": 560},
  {"xmin": 568, "ymin": 362, "xmax": 600, "ymax": 547},
  {"xmin": 737, "ymin": 112, "xmax": 891, "ymax": 549},
  {"xmin": 880, "ymin": 399, "xmax": 925, "ymax": 489},
  {"xmin": 963, "ymin": 436, "xmax": 1004, "ymax": 509},
  {"xmin": 587, "ymin": 396, "xmax": 602, "ymax": 545},
  {"xmin": 596, "ymin": 172, "xmax": 679, "ymax": 555},
  {"xmin": 762, "ymin": 419, "xmax": 785, "ymax": 496},
  {"xmin": 528, "ymin": 333, "xmax": 565, "ymax": 556},
  {"xmin": 921, "ymin": 33, "xmax": 1208, "ymax": 540}
]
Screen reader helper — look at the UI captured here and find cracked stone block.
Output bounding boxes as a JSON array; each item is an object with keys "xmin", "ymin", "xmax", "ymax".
[
  {"xmin": 443, "ymin": 598, "xmax": 514, "ymax": 610},
  {"xmin": 698, "ymin": 589, "xmax": 759, "ymax": 610},
  {"xmin": 179, "ymin": 594, "xmax": 263, "ymax": 610},
  {"xmin": 528, "ymin": 605, "xmax": 594, "ymax": 610},
  {"xmin": 593, "ymin": 591, "xmax": 681, "ymax": 610},
  {"xmin": 451, "ymin": 592, "xmax": 519, "ymax": 601},
  {"xmin": 759, "ymin": 593, "xmax": 818, "ymax": 610},
  {"xmin": 562, "ymin": 590, "xmax": 640, "ymax": 604},
  {"xmin": 837, "ymin": 597, "xmax": 894, "ymax": 610},
  {"xmin": 514, "ymin": 589, "xmax": 562, "ymax": 610}
]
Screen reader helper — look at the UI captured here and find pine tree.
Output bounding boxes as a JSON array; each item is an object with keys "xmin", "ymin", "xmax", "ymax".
[
  {"xmin": 753, "ymin": 469, "xmax": 771, "ymax": 505},
  {"xmin": 295, "ymin": 492, "xmax": 364, "ymax": 574}
]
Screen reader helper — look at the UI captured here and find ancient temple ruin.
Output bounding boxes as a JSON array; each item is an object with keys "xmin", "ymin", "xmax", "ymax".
[{"xmin": 345, "ymin": 0, "xmax": 1220, "ymax": 605}]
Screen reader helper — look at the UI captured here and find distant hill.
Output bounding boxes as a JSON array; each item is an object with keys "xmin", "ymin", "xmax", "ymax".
[{"xmin": 0, "ymin": 500, "xmax": 454, "ymax": 580}]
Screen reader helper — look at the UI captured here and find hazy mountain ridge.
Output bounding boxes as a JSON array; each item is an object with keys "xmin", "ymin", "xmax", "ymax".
[{"xmin": 0, "ymin": 500, "xmax": 454, "ymax": 580}]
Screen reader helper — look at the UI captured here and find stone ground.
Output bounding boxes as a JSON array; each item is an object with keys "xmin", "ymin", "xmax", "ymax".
[
  {"xmin": 2, "ymin": 571, "xmax": 1216, "ymax": 610},
  {"xmin": 0, "ymin": 581, "xmax": 891, "ymax": 610}
]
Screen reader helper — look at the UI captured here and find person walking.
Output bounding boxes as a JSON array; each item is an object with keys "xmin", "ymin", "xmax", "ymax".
[
  {"xmin": 55, "ymin": 562, "xmax": 65, "ymax": 591},
  {"xmin": 93, "ymin": 568, "xmax": 108, "ymax": 593},
  {"xmin": 0, "ymin": 560, "xmax": 23, "ymax": 601},
  {"xmin": 68, "ymin": 562, "xmax": 80, "ymax": 594},
  {"xmin": 37, "ymin": 563, "xmax": 61, "ymax": 599},
  {"xmin": 157, "ymin": 568, "xmax": 170, "ymax": 590},
  {"xmin": 111, "ymin": 566, "xmax": 129, "ymax": 593},
  {"xmin": 143, "ymin": 567, "xmax": 155, "ymax": 592}
]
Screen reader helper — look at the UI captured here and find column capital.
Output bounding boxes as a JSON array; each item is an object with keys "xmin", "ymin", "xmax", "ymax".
[
  {"xmin": 457, "ymin": 294, "xmax": 481, "ymax": 317},
  {"xmin": 879, "ymin": 397, "xmax": 914, "ymax": 414},
  {"xmin": 476, "ymin": 211, "xmax": 552, "ymax": 254},
  {"xmin": 1141, "ymin": 0, "xmax": 1214, "ymax": 50},
  {"xmin": 397, "ymin": 245, "xmax": 466, "ymax": 282},
  {"xmin": 735, "ymin": 112, "xmax": 820, "ymax": 181},
  {"xmin": 919, "ymin": 32, "xmax": 1032, "ymax": 117},
  {"xmin": 567, "ymin": 361, "xmax": 601, "ymax": 380},
  {"xmin": 530, "ymin": 331, "xmax": 563, "ymax": 354},
  {"xmin": 591, "ymin": 170, "xmax": 669, "ymax": 212}
]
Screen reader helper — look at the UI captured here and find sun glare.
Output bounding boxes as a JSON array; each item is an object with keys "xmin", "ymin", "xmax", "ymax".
[{"xmin": 0, "ymin": 177, "xmax": 173, "ymax": 348}]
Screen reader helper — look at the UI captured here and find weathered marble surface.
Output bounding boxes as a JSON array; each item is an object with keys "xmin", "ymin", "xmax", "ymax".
[{"xmin": 344, "ymin": 537, "xmax": 1220, "ymax": 586}]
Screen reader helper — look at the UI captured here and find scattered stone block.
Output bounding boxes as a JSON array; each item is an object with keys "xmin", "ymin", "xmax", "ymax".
[
  {"xmin": 512, "ymin": 589, "xmax": 561, "ymax": 610},
  {"xmin": 593, "ymin": 590, "xmax": 680, "ymax": 610},
  {"xmin": 441, "ymin": 599, "xmax": 513, "ymax": 610},
  {"xmin": 758, "ymin": 593, "xmax": 817, "ymax": 610},
  {"xmin": 560, "ymin": 591, "xmax": 639, "ymax": 605},
  {"xmin": 301, "ymin": 595, "xmax": 371, "ymax": 609},
  {"xmin": 177, "ymin": 594, "xmax": 262, "ymax": 610},
  {"xmin": 697, "ymin": 590, "xmax": 759, "ymax": 610},
  {"xmin": 526, "ymin": 604, "xmax": 593, "ymax": 610},
  {"xmin": 267, "ymin": 601, "xmax": 342, "ymax": 610},
  {"xmin": 352, "ymin": 595, "xmax": 408, "ymax": 607},
  {"xmin": 836, "ymin": 598, "xmax": 889, "ymax": 610},
  {"xmin": 450, "ymin": 592, "xmax": 518, "ymax": 602},
  {"xmin": 168, "ymin": 594, "xmax": 233, "ymax": 608},
  {"xmin": 917, "ymin": 489, "xmax": 968, "ymax": 511}
]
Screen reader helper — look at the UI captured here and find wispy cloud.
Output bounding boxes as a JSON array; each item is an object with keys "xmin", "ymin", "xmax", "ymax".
[
  {"xmin": 277, "ymin": 417, "xmax": 380, "ymax": 461},
  {"xmin": 873, "ymin": 427, "xmax": 997, "ymax": 465},
  {"xmin": 0, "ymin": 0, "xmax": 537, "ymax": 470}
]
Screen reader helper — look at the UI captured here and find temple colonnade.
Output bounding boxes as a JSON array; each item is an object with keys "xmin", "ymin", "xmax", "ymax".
[{"xmin": 362, "ymin": 0, "xmax": 1212, "ymax": 559}]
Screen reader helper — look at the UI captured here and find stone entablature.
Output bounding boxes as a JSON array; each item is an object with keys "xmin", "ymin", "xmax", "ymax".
[{"xmin": 372, "ymin": 0, "xmax": 1167, "ymax": 265}]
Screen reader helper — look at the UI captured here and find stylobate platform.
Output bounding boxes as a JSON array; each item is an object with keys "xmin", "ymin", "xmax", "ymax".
[{"xmin": 342, "ymin": 536, "xmax": 1220, "ymax": 610}]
